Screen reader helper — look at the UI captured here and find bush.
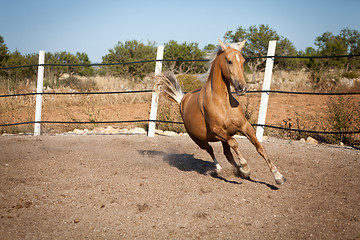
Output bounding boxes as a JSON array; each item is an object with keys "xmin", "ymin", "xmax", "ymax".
[
  {"xmin": 58, "ymin": 77, "xmax": 98, "ymax": 92},
  {"xmin": 102, "ymin": 40, "xmax": 156, "ymax": 80},
  {"xmin": 323, "ymin": 96, "xmax": 360, "ymax": 144},
  {"xmin": 342, "ymin": 71, "xmax": 359, "ymax": 79},
  {"xmin": 176, "ymin": 74, "xmax": 203, "ymax": 92},
  {"xmin": 157, "ymin": 99, "xmax": 186, "ymax": 133},
  {"xmin": 163, "ymin": 40, "xmax": 206, "ymax": 74}
]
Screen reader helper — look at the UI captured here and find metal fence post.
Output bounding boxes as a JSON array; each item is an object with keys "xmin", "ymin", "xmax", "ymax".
[
  {"xmin": 256, "ymin": 41, "xmax": 276, "ymax": 142},
  {"xmin": 34, "ymin": 50, "xmax": 45, "ymax": 136},
  {"xmin": 148, "ymin": 46, "xmax": 164, "ymax": 137}
]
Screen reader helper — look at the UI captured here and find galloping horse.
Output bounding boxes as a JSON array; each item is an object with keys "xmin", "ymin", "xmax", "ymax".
[{"xmin": 157, "ymin": 39, "xmax": 286, "ymax": 185}]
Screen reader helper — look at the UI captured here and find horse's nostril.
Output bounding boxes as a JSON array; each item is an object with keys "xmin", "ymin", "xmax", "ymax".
[
  {"xmin": 237, "ymin": 84, "xmax": 246, "ymax": 92},
  {"xmin": 234, "ymin": 84, "xmax": 247, "ymax": 96}
]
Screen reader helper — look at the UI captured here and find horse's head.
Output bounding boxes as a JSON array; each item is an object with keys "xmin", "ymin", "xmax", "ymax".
[{"xmin": 218, "ymin": 39, "xmax": 247, "ymax": 95}]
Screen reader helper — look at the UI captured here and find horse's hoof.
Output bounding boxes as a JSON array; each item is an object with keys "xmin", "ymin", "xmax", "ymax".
[
  {"xmin": 208, "ymin": 164, "xmax": 222, "ymax": 177},
  {"xmin": 215, "ymin": 164, "xmax": 222, "ymax": 172},
  {"xmin": 238, "ymin": 167, "xmax": 250, "ymax": 179},
  {"xmin": 275, "ymin": 173, "xmax": 286, "ymax": 185}
]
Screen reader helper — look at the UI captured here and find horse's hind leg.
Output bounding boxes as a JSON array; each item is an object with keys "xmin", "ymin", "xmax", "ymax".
[
  {"xmin": 190, "ymin": 135, "xmax": 222, "ymax": 172},
  {"xmin": 211, "ymin": 127, "xmax": 251, "ymax": 178},
  {"xmin": 242, "ymin": 122, "xmax": 286, "ymax": 185}
]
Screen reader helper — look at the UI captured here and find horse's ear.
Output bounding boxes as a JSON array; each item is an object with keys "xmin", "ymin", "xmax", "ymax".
[
  {"xmin": 218, "ymin": 39, "xmax": 227, "ymax": 51},
  {"xmin": 238, "ymin": 40, "xmax": 246, "ymax": 51}
]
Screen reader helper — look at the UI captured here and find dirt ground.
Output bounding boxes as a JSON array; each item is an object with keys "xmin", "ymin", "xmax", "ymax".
[{"xmin": 0, "ymin": 134, "xmax": 359, "ymax": 239}]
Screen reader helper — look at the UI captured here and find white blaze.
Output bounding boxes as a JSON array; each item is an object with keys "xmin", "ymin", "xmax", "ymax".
[{"xmin": 236, "ymin": 53, "xmax": 240, "ymax": 63}]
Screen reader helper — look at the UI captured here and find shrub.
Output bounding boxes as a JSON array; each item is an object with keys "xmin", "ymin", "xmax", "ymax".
[
  {"xmin": 342, "ymin": 71, "xmax": 359, "ymax": 79},
  {"xmin": 58, "ymin": 77, "xmax": 98, "ymax": 92},
  {"xmin": 157, "ymin": 99, "xmax": 185, "ymax": 133},
  {"xmin": 176, "ymin": 74, "xmax": 203, "ymax": 92},
  {"xmin": 323, "ymin": 96, "xmax": 360, "ymax": 144},
  {"xmin": 102, "ymin": 40, "xmax": 156, "ymax": 80}
]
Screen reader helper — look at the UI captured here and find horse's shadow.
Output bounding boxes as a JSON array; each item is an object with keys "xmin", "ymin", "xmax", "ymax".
[
  {"xmin": 139, "ymin": 150, "xmax": 214, "ymax": 175},
  {"xmin": 138, "ymin": 150, "xmax": 278, "ymax": 190},
  {"xmin": 163, "ymin": 153, "xmax": 215, "ymax": 176}
]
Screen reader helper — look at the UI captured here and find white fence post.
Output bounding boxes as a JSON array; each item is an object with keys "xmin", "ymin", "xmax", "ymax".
[
  {"xmin": 256, "ymin": 41, "xmax": 276, "ymax": 142},
  {"xmin": 34, "ymin": 50, "xmax": 45, "ymax": 136},
  {"xmin": 148, "ymin": 46, "xmax": 164, "ymax": 137}
]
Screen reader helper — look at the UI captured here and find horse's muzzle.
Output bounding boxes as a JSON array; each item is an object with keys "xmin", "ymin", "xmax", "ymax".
[{"xmin": 234, "ymin": 84, "xmax": 247, "ymax": 96}]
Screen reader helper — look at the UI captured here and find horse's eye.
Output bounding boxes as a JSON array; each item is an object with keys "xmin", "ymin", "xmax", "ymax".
[{"xmin": 226, "ymin": 58, "xmax": 232, "ymax": 64}]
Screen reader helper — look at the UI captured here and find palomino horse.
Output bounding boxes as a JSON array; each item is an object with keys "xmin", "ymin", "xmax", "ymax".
[{"xmin": 157, "ymin": 39, "xmax": 286, "ymax": 185}]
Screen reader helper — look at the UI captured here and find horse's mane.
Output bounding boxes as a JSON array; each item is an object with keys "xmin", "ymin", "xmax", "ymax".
[
  {"xmin": 202, "ymin": 42, "xmax": 241, "ymax": 82},
  {"xmin": 207, "ymin": 42, "xmax": 242, "ymax": 67}
]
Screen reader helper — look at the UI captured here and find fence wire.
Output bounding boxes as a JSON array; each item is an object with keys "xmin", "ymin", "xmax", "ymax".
[
  {"xmin": 1, "ymin": 53, "xmax": 360, "ymax": 70},
  {"xmin": 1, "ymin": 54, "xmax": 360, "ymax": 135},
  {"xmin": 0, "ymin": 90, "xmax": 153, "ymax": 98},
  {"xmin": 2, "ymin": 89, "xmax": 360, "ymax": 98},
  {"xmin": 1, "ymin": 120, "xmax": 359, "ymax": 135}
]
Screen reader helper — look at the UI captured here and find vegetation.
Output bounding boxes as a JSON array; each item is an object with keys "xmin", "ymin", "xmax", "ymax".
[
  {"xmin": 324, "ymin": 96, "xmax": 360, "ymax": 144},
  {"xmin": 225, "ymin": 24, "xmax": 298, "ymax": 82},
  {"xmin": 163, "ymin": 40, "xmax": 207, "ymax": 74},
  {"xmin": 1, "ymin": 26, "xmax": 359, "ymax": 144},
  {"xmin": 298, "ymin": 28, "xmax": 360, "ymax": 88},
  {"xmin": 1, "ymin": 25, "xmax": 360, "ymax": 87},
  {"xmin": 101, "ymin": 40, "xmax": 157, "ymax": 80}
]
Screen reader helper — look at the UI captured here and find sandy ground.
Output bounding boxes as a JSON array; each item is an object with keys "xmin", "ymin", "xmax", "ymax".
[{"xmin": 0, "ymin": 134, "xmax": 359, "ymax": 239}]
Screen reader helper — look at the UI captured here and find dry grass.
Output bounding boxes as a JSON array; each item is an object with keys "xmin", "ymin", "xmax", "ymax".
[
  {"xmin": 1, "ymin": 72, "xmax": 359, "ymax": 146},
  {"xmin": 1, "ymin": 76, "xmax": 153, "ymax": 134}
]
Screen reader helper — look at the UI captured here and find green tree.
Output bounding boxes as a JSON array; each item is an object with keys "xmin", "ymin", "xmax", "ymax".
[
  {"xmin": 225, "ymin": 24, "xmax": 297, "ymax": 82},
  {"xmin": 203, "ymin": 43, "xmax": 216, "ymax": 52},
  {"xmin": 340, "ymin": 28, "xmax": 360, "ymax": 54},
  {"xmin": 315, "ymin": 31, "xmax": 348, "ymax": 69},
  {"xmin": 44, "ymin": 51, "xmax": 94, "ymax": 88},
  {"xmin": 102, "ymin": 40, "xmax": 156, "ymax": 80},
  {"xmin": 339, "ymin": 28, "xmax": 360, "ymax": 71},
  {"xmin": 298, "ymin": 47, "xmax": 325, "ymax": 84},
  {"xmin": 163, "ymin": 40, "xmax": 206, "ymax": 74},
  {"xmin": 313, "ymin": 28, "xmax": 360, "ymax": 71},
  {"xmin": 76, "ymin": 52, "xmax": 95, "ymax": 76},
  {"xmin": 0, "ymin": 35, "xmax": 9, "ymax": 67},
  {"xmin": 315, "ymin": 32, "xmax": 348, "ymax": 55},
  {"xmin": 55, "ymin": 51, "xmax": 80, "ymax": 76},
  {"xmin": 0, "ymin": 35, "xmax": 10, "ymax": 82},
  {"xmin": 305, "ymin": 28, "xmax": 360, "ymax": 86},
  {"xmin": 275, "ymin": 38, "xmax": 299, "ymax": 72},
  {"xmin": 2, "ymin": 51, "xmax": 38, "ymax": 89},
  {"xmin": 44, "ymin": 51, "xmax": 79, "ymax": 89}
]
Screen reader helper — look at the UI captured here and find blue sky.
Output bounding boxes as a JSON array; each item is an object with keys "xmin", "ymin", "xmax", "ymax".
[{"xmin": 1, "ymin": 0, "xmax": 359, "ymax": 63}]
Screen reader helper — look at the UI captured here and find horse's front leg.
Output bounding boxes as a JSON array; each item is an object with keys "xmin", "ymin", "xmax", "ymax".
[
  {"xmin": 222, "ymin": 140, "xmax": 251, "ymax": 179},
  {"xmin": 242, "ymin": 122, "xmax": 286, "ymax": 185},
  {"xmin": 212, "ymin": 127, "xmax": 250, "ymax": 178}
]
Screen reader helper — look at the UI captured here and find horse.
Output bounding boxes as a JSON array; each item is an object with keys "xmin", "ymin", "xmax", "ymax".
[{"xmin": 156, "ymin": 39, "xmax": 286, "ymax": 185}]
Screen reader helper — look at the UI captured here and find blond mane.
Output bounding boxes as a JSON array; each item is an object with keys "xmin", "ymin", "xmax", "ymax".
[{"xmin": 202, "ymin": 42, "xmax": 243, "ymax": 82}]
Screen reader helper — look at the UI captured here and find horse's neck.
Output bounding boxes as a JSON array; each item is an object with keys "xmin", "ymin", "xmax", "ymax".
[{"xmin": 206, "ymin": 62, "xmax": 231, "ymax": 99}]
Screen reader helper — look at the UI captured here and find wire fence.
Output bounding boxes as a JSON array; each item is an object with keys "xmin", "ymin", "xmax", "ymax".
[
  {"xmin": 1, "ymin": 53, "xmax": 360, "ymax": 70},
  {"xmin": 2, "ymin": 89, "xmax": 360, "ymax": 98},
  {"xmin": 2, "ymin": 120, "xmax": 359, "ymax": 135},
  {"xmin": 1, "ymin": 53, "xmax": 360, "ymax": 135},
  {"xmin": 0, "ymin": 90, "xmax": 153, "ymax": 98}
]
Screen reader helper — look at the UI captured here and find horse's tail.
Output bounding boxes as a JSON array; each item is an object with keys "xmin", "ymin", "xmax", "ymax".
[{"xmin": 155, "ymin": 72, "xmax": 184, "ymax": 104}]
